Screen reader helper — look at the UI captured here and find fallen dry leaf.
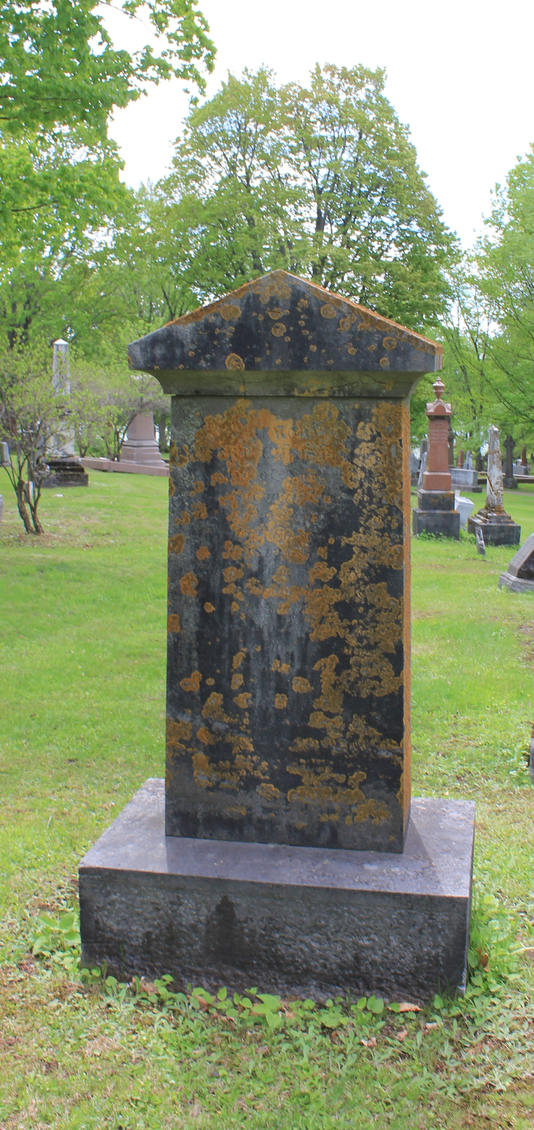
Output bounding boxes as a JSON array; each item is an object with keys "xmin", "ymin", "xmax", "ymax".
[
  {"xmin": 425, "ymin": 1022, "xmax": 439, "ymax": 1030},
  {"xmin": 360, "ymin": 1036, "xmax": 377, "ymax": 1047},
  {"xmin": 397, "ymin": 1029, "xmax": 408, "ymax": 1042}
]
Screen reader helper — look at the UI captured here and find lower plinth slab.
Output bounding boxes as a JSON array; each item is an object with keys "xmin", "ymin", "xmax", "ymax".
[
  {"xmin": 498, "ymin": 571, "xmax": 534, "ymax": 593},
  {"xmin": 79, "ymin": 780, "xmax": 475, "ymax": 1001},
  {"xmin": 412, "ymin": 508, "xmax": 460, "ymax": 539}
]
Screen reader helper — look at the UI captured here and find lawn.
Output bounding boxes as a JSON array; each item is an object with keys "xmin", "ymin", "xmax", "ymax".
[{"xmin": 0, "ymin": 468, "xmax": 533, "ymax": 1129}]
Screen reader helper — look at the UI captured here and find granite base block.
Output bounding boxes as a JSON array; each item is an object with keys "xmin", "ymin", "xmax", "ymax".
[
  {"xmin": 79, "ymin": 780, "xmax": 475, "ymax": 1001},
  {"xmin": 498, "ymin": 571, "xmax": 534, "ymax": 593},
  {"xmin": 467, "ymin": 517, "xmax": 521, "ymax": 546},
  {"xmin": 412, "ymin": 508, "xmax": 460, "ymax": 539}
]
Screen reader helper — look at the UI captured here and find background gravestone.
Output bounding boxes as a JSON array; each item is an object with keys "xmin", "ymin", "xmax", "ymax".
[{"xmin": 79, "ymin": 271, "xmax": 475, "ymax": 999}]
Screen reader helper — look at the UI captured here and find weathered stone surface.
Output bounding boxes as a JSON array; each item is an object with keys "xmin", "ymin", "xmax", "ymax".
[
  {"xmin": 79, "ymin": 779, "xmax": 475, "ymax": 1001},
  {"xmin": 498, "ymin": 572, "xmax": 534, "ymax": 593},
  {"xmin": 417, "ymin": 489, "xmax": 455, "ymax": 512},
  {"xmin": 469, "ymin": 426, "xmax": 520, "ymax": 545},
  {"xmin": 165, "ymin": 395, "xmax": 411, "ymax": 853},
  {"xmin": 504, "ymin": 532, "xmax": 534, "ymax": 578},
  {"xmin": 412, "ymin": 508, "xmax": 460, "ymax": 539},
  {"xmin": 422, "ymin": 378, "xmax": 452, "ymax": 492},
  {"xmin": 121, "ymin": 411, "xmax": 167, "ymax": 468},
  {"xmin": 40, "ymin": 458, "xmax": 88, "ymax": 488},
  {"xmin": 498, "ymin": 534, "xmax": 534, "ymax": 591},
  {"xmin": 128, "ymin": 270, "xmax": 442, "ymax": 397}
]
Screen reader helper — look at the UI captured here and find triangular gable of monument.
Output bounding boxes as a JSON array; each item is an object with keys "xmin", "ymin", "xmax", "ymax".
[{"xmin": 128, "ymin": 270, "xmax": 442, "ymax": 382}]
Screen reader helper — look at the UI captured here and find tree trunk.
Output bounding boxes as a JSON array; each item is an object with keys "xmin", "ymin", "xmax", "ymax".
[{"xmin": 15, "ymin": 483, "xmax": 34, "ymax": 534}]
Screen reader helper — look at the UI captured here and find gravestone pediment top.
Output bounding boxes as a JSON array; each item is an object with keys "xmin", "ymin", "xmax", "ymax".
[
  {"xmin": 506, "ymin": 532, "xmax": 534, "ymax": 578},
  {"xmin": 128, "ymin": 271, "xmax": 442, "ymax": 397}
]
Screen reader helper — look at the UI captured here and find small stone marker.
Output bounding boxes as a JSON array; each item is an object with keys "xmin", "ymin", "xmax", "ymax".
[
  {"xmin": 79, "ymin": 270, "xmax": 475, "ymax": 1001},
  {"xmin": 498, "ymin": 532, "xmax": 534, "ymax": 592},
  {"xmin": 468, "ymin": 426, "xmax": 520, "ymax": 546},
  {"xmin": 412, "ymin": 379, "xmax": 460, "ymax": 538},
  {"xmin": 475, "ymin": 527, "xmax": 486, "ymax": 556}
]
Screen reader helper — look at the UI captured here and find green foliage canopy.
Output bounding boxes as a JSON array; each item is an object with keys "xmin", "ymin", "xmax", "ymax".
[
  {"xmin": 150, "ymin": 65, "xmax": 458, "ymax": 333},
  {"xmin": 0, "ymin": 0, "xmax": 215, "ymax": 138}
]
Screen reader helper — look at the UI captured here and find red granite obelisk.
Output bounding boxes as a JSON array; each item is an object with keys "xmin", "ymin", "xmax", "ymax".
[{"xmin": 413, "ymin": 378, "xmax": 460, "ymax": 538}]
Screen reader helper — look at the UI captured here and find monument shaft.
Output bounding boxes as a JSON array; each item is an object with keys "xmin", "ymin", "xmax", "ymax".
[{"xmin": 166, "ymin": 394, "xmax": 411, "ymax": 851}]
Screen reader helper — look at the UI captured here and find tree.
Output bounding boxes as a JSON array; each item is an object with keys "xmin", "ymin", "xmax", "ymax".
[
  {"xmin": 0, "ymin": 0, "xmax": 215, "ymax": 139},
  {"xmin": 153, "ymin": 65, "xmax": 458, "ymax": 333},
  {"xmin": 469, "ymin": 147, "xmax": 534, "ymax": 443},
  {"xmin": 70, "ymin": 361, "xmax": 168, "ymax": 460},
  {"xmin": 0, "ymin": 345, "xmax": 65, "ymax": 533}
]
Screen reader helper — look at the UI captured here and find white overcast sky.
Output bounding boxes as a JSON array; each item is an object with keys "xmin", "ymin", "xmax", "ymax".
[{"xmin": 106, "ymin": 0, "xmax": 534, "ymax": 248}]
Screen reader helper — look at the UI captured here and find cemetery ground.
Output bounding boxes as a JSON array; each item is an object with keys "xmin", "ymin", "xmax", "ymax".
[{"xmin": 0, "ymin": 470, "xmax": 533, "ymax": 1130}]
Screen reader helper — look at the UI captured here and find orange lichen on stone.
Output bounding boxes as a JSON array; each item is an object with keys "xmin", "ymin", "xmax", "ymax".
[
  {"xmin": 168, "ymin": 533, "xmax": 185, "ymax": 555},
  {"xmin": 274, "ymin": 694, "xmax": 288, "ymax": 709},
  {"xmin": 166, "ymin": 717, "xmax": 192, "ymax": 755},
  {"xmin": 204, "ymin": 602, "xmax": 215, "ymax": 613},
  {"xmin": 167, "ymin": 614, "xmax": 180, "ymax": 633},
  {"xmin": 180, "ymin": 671, "xmax": 202, "ymax": 692},
  {"xmin": 196, "ymin": 545, "xmax": 211, "ymax": 560},
  {"xmin": 180, "ymin": 572, "xmax": 198, "ymax": 597}
]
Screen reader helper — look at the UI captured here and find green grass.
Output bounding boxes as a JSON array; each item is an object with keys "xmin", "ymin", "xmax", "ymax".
[{"xmin": 1, "ymin": 469, "xmax": 533, "ymax": 1129}]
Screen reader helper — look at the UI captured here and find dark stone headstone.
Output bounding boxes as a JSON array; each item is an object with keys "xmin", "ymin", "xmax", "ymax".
[
  {"xmin": 498, "ymin": 533, "xmax": 534, "ymax": 592},
  {"xmin": 41, "ymin": 458, "xmax": 88, "ymax": 488},
  {"xmin": 504, "ymin": 435, "xmax": 517, "ymax": 489},
  {"xmin": 79, "ymin": 270, "xmax": 474, "ymax": 999}
]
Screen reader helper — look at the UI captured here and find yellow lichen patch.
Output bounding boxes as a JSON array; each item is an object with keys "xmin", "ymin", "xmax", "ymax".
[
  {"xmin": 191, "ymin": 502, "xmax": 207, "ymax": 520},
  {"xmin": 180, "ymin": 572, "xmax": 198, "ymax": 597},
  {"xmin": 308, "ymin": 561, "xmax": 337, "ymax": 585},
  {"xmin": 346, "ymin": 799, "xmax": 390, "ymax": 825},
  {"xmin": 180, "ymin": 671, "xmax": 202, "ymax": 693},
  {"xmin": 211, "ymin": 471, "xmax": 228, "ymax": 485},
  {"xmin": 316, "ymin": 545, "xmax": 328, "ymax": 559},
  {"xmin": 166, "ymin": 717, "xmax": 192, "ymax": 754},
  {"xmin": 202, "ymin": 693, "xmax": 231, "ymax": 723},
  {"xmin": 257, "ymin": 783, "xmax": 280, "ymax": 800},
  {"xmin": 168, "ymin": 533, "xmax": 185, "ymax": 555},
  {"xmin": 197, "ymin": 726, "xmax": 218, "ymax": 745},
  {"xmin": 219, "ymin": 303, "xmax": 241, "ymax": 321},
  {"xmin": 379, "ymin": 357, "xmax": 389, "ymax": 369},
  {"xmin": 169, "ymin": 440, "xmax": 178, "ymax": 467},
  {"xmin": 292, "ymin": 677, "xmax": 311, "ymax": 694},
  {"xmin": 287, "ymin": 766, "xmax": 360, "ymax": 806},
  {"xmin": 293, "ymin": 403, "xmax": 349, "ymax": 468},
  {"xmin": 313, "ymin": 655, "xmax": 343, "ymax": 713},
  {"xmin": 206, "ymin": 677, "xmax": 215, "ymax": 685},
  {"xmin": 271, "ymin": 323, "xmax": 286, "ymax": 337},
  {"xmin": 169, "ymin": 477, "xmax": 175, "ymax": 498},
  {"xmin": 320, "ymin": 303, "xmax": 337, "ymax": 319},
  {"xmin": 175, "ymin": 511, "xmax": 191, "ymax": 526},
  {"xmin": 338, "ymin": 317, "xmax": 351, "ymax": 331},
  {"xmin": 167, "ymin": 614, "xmax": 180, "ymax": 633},
  {"xmin": 319, "ymin": 813, "xmax": 339, "ymax": 822},
  {"xmin": 231, "ymin": 673, "xmax": 244, "ymax": 690},
  {"xmin": 272, "ymin": 659, "xmax": 290, "ymax": 674},
  {"xmin": 232, "ymin": 651, "xmax": 246, "ymax": 670},
  {"xmin": 290, "ymin": 737, "xmax": 319, "ymax": 752},
  {"xmin": 196, "ymin": 545, "xmax": 211, "ymax": 560},
  {"xmin": 234, "ymin": 692, "xmax": 252, "ymax": 709},
  {"xmin": 191, "ymin": 480, "xmax": 204, "ymax": 494},
  {"xmin": 222, "ymin": 540, "xmax": 244, "ymax": 561},
  {"xmin": 204, "ymin": 602, "xmax": 215, "ymax": 613},
  {"xmin": 225, "ymin": 353, "xmax": 245, "ymax": 371},
  {"xmin": 226, "ymin": 806, "xmax": 247, "ymax": 817},
  {"xmin": 382, "ymin": 336, "xmax": 397, "ymax": 351},
  {"xmin": 274, "ymin": 694, "xmax": 287, "ymax": 710},
  {"xmin": 245, "ymin": 577, "xmax": 263, "ymax": 596}
]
